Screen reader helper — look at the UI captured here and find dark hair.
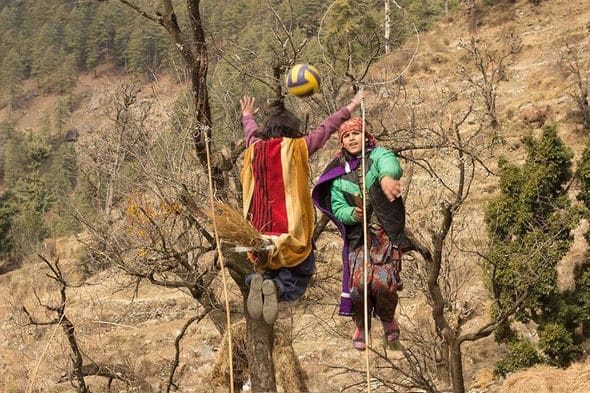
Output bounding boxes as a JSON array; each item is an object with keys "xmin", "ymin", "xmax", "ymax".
[{"xmin": 255, "ymin": 99, "xmax": 303, "ymax": 140}]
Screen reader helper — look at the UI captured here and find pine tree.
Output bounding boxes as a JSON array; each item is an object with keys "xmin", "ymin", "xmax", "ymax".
[
  {"xmin": 1, "ymin": 126, "xmax": 26, "ymax": 188},
  {"xmin": 0, "ymin": 190, "xmax": 18, "ymax": 258},
  {"xmin": 64, "ymin": 2, "xmax": 95, "ymax": 69},
  {"xmin": 0, "ymin": 48, "xmax": 24, "ymax": 116},
  {"xmin": 485, "ymin": 125, "xmax": 581, "ymax": 374},
  {"xmin": 86, "ymin": 2, "xmax": 123, "ymax": 67},
  {"xmin": 570, "ymin": 143, "xmax": 590, "ymax": 348},
  {"xmin": 123, "ymin": 19, "xmax": 170, "ymax": 78},
  {"xmin": 319, "ymin": 0, "xmax": 382, "ymax": 81},
  {"xmin": 44, "ymin": 142, "xmax": 81, "ymax": 236}
]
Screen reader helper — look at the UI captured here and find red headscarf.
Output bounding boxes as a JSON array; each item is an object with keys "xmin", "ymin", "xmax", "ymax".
[{"xmin": 337, "ymin": 118, "xmax": 378, "ymax": 150}]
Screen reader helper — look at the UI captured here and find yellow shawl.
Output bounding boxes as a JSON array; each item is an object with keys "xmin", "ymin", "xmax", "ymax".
[{"xmin": 241, "ymin": 138, "xmax": 313, "ymax": 269}]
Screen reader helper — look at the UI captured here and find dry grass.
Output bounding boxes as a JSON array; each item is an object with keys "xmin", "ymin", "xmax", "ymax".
[
  {"xmin": 203, "ymin": 201, "xmax": 274, "ymax": 274},
  {"xmin": 501, "ymin": 360, "xmax": 590, "ymax": 393}
]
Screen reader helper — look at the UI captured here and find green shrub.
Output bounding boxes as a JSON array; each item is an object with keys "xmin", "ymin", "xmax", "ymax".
[
  {"xmin": 494, "ymin": 338, "xmax": 544, "ymax": 377},
  {"xmin": 539, "ymin": 323, "xmax": 581, "ymax": 367}
]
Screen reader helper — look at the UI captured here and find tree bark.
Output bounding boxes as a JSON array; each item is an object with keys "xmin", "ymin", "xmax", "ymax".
[
  {"xmin": 158, "ymin": 1, "xmax": 220, "ymax": 192},
  {"xmin": 384, "ymin": 0, "xmax": 391, "ymax": 54},
  {"xmin": 448, "ymin": 337, "xmax": 465, "ymax": 393},
  {"xmin": 424, "ymin": 201, "xmax": 468, "ymax": 392},
  {"xmin": 246, "ymin": 309, "xmax": 277, "ymax": 391},
  {"xmin": 225, "ymin": 247, "xmax": 278, "ymax": 392}
]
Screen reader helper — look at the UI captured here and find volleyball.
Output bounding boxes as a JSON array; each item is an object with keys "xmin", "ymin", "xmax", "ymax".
[{"xmin": 285, "ymin": 63, "xmax": 321, "ymax": 97}]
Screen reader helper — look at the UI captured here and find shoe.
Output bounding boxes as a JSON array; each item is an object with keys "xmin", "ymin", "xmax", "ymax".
[
  {"xmin": 382, "ymin": 320, "xmax": 402, "ymax": 350},
  {"xmin": 262, "ymin": 279, "xmax": 278, "ymax": 325},
  {"xmin": 353, "ymin": 327, "xmax": 366, "ymax": 351},
  {"xmin": 246, "ymin": 274, "xmax": 263, "ymax": 320}
]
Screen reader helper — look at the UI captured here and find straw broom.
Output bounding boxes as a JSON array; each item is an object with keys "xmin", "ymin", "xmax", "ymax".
[
  {"xmin": 204, "ymin": 200, "xmax": 268, "ymax": 250},
  {"xmin": 180, "ymin": 190, "xmax": 271, "ymax": 271},
  {"xmin": 202, "ymin": 201, "xmax": 273, "ymax": 273}
]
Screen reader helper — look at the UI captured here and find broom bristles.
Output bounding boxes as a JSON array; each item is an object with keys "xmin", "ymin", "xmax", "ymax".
[{"xmin": 204, "ymin": 201, "xmax": 266, "ymax": 249}]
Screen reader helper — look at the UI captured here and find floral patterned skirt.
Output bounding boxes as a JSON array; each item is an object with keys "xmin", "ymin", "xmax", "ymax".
[{"xmin": 348, "ymin": 224, "xmax": 401, "ymax": 328}]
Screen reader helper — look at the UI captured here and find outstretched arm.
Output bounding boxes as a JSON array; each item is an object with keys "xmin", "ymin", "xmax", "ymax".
[
  {"xmin": 240, "ymin": 95, "xmax": 258, "ymax": 117},
  {"xmin": 306, "ymin": 90, "xmax": 371, "ymax": 155},
  {"xmin": 240, "ymin": 95, "xmax": 260, "ymax": 146},
  {"xmin": 345, "ymin": 89, "xmax": 368, "ymax": 114}
]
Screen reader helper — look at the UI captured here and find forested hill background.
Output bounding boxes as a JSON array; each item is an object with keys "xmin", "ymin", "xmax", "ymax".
[{"xmin": 1, "ymin": 0, "xmax": 590, "ymax": 392}]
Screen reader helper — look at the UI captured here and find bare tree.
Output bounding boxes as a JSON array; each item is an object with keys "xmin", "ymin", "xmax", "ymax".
[
  {"xmin": 387, "ymin": 84, "xmax": 498, "ymax": 392},
  {"xmin": 560, "ymin": 43, "xmax": 590, "ymax": 130},
  {"xmin": 385, "ymin": 74, "xmax": 537, "ymax": 392},
  {"xmin": 74, "ymin": 74, "xmax": 305, "ymax": 391},
  {"xmin": 89, "ymin": 2, "xmax": 275, "ymax": 390},
  {"xmin": 21, "ymin": 254, "xmax": 152, "ymax": 392},
  {"xmin": 458, "ymin": 32, "xmax": 522, "ymax": 130},
  {"xmin": 77, "ymin": 78, "xmax": 145, "ymax": 222}
]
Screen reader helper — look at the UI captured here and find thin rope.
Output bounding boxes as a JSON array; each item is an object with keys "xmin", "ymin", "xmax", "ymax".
[
  {"xmin": 202, "ymin": 128, "xmax": 235, "ymax": 393},
  {"xmin": 359, "ymin": 87, "xmax": 372, "ymax": 393}
]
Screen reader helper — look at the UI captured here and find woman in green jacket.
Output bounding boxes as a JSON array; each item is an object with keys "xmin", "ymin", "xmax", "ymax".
[{"xmin": 312, "ymin": 118, "xmax": 413, "ymax": 350}]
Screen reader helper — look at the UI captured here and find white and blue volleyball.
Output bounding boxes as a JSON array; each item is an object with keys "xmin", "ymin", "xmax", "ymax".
[{"xmin": 285, "ymin": 63, "xmax": 321, "ymax": 97}]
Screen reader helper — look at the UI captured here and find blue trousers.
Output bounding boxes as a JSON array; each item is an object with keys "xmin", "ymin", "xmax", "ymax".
[{"xmin": 246, "ymin": 251, "xmax": 315, "ymax": 302}]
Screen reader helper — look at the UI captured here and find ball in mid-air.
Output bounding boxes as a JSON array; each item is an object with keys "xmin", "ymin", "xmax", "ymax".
[{"xmin": 285, "ymin": 63, "xmax": 321, "ymax": 97}]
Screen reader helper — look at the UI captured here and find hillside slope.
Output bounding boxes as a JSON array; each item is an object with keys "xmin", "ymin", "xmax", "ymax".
[{"xmin": 1, "ymin": 0, "xmax": 590, "ymax": 392}]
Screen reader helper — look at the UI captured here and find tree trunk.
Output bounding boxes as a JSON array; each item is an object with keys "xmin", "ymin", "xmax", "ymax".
[
  {"xmin": 384, "ymin": 0, "xmax": 391, "ymax": 54},
  {"xmin": 435, "ymin": 333, "xmax": 451, "ymax": 387},
  {"xmin": 448, "ymin": 337, "xmax": 466, "ymax": 393},
  {"xmin": 226, "ymin": 248, "xmax": 278, "ymax": 392},
  {"xmin": 425, "ymin": 203, "xmax": 466, "ymax": 392},
  {"xmin": 468, "ymin": 0, "xmax": 477, "ymax": 33},
  {"xmin": 158, "ymin": 1, "xmax": 221, "ymax": 192},
  {"xmin": 246, "ymin": 313, "xmax": 277, "ymax": 392}
]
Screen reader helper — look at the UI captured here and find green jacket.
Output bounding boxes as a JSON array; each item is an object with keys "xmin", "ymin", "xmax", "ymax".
[{"xmin": 330, "ymin": 146, "xmax": 402, "ymax": 225}]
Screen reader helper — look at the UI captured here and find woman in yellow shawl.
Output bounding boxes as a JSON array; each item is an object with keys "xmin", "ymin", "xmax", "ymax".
[{"xmin": 240, "ymin": 91, "xmax": 365, "ymax": 324}]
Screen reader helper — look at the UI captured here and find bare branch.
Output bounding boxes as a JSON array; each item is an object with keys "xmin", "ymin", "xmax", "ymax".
[{"xmin": 165, "ymin": 313, "xmax": 207, "ymax": 393}]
